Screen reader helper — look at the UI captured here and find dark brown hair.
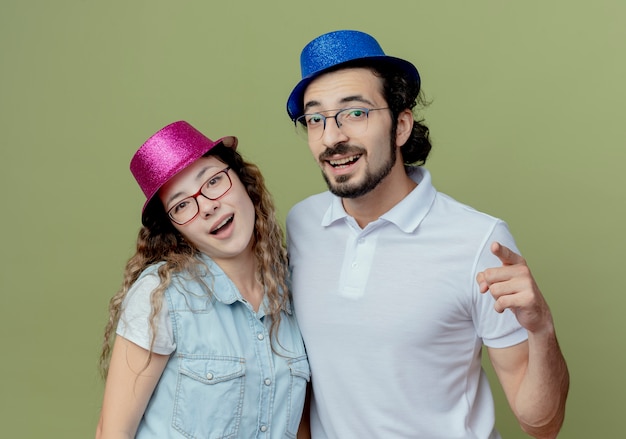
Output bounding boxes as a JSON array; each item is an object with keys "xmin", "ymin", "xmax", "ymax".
[
  {"xmin": 327, "ymin": 59, "xmax": 433, "ymax": 166},
  {"xmin": 99, "ymin": 145, "xmax": 289, "ymax": 377}
]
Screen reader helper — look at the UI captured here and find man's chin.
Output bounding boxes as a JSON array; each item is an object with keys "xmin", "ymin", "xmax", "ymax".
[
  {"xmin": 323, "ymin": 172, "xmax": 356, "ymax": 197},
  {"xmin": 327, "ymin": 181, "xmax": 368, "ymax": 199}
]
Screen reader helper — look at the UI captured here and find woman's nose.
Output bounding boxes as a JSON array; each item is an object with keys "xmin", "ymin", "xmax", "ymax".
[{"xmin": 197, "ymin": 194, "xmax": 219, "ymax": 217}]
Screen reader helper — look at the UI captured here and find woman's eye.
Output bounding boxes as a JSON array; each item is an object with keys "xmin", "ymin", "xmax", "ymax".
[
  {"xmin": 173, "ymin": 200, "xmax": 189, "ymax": 213},
  {"xmin": 207, "ymin": 174, "xmax": 222, "ymax": 188}
]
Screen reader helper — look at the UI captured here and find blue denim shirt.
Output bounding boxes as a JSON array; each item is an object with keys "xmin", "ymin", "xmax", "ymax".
[{"xmin": 134, "ymin": 255, "xmax": 309, "ymax": 438}]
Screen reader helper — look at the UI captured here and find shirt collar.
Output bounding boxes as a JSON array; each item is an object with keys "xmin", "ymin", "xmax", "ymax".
[
  {"xmin": 195, "ymin": 253, "xmax": 292, "ymax": 316},
  {"xmin": 320, "ymin": 167, "xmax": 437, "ymax": 233},
  {"xmin": 321, "ymin": 195, "xmax": 350, "ymax": 226},
  {"xmin": 195, "ymin": 254, "xmax": 239, "ymax": 304}
]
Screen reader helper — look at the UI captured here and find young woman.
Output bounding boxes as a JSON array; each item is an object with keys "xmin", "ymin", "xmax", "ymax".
[{"xmin": 96, "ymin": 121, "xmax": 309, "ymax": 438}]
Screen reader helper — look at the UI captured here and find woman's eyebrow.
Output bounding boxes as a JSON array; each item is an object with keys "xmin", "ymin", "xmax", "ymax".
[{"xmin": 165, "ymin": 165, "xmax": 219, "ymax": 205}]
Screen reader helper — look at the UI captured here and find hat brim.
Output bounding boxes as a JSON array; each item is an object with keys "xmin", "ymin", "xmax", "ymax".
[
  {"xmin": 140, "ymin": 135, "xmax": 238, "ymax": 215},
  {"xmin": 286, "ymin": 55, "xmax": 420, "ymax": 121}
]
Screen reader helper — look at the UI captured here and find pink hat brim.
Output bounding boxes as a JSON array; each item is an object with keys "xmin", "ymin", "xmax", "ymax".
[{"xmin": 129, "ymin": 121, "xmax": 237, "ymax": 214}]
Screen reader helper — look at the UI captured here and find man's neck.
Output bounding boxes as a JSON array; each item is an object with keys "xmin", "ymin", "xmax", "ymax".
[{"xmin": 342, "ymin": 167, "xmax": 417, "ymax": 228}]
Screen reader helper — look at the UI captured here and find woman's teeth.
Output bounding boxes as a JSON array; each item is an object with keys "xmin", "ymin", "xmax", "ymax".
[{"xmin": 211, "ymin": 215, "xmax": 233, "ymax": 234}]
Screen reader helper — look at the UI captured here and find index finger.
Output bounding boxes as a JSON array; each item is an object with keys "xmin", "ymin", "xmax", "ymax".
[{"xmin": 490, "ymin": 241, "xmax": 525, "ymax": 266}]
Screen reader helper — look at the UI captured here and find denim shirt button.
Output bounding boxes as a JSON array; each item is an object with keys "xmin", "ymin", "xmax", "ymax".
[
  {"xmin": 264, "ymin": 378, "xmax": 271, "ymax": 386},
  {"xmin": 257, "ymin": 333, "xmax": 265, "ymax": 340},
  {"xmin": 206, "ymin": 372, "xmax": 214, "ymax": 380},
  {"xmin": 260, "ymin": 425, "xmax": 268, "ymax": 432}
]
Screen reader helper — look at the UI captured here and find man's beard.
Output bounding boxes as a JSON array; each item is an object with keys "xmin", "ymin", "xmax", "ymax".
[{"xmin": 321, "ymin": 140, "xmax": 397, "ymax": 199}]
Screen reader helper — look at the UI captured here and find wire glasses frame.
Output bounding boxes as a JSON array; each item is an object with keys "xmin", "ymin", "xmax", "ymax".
[
  {"xmin": 294, "ymin": 107, "xmax": 389, "ymax": 140},
  {"xmin": 166, "ymin": 167, "xmax": 232, "ymax": 225}
]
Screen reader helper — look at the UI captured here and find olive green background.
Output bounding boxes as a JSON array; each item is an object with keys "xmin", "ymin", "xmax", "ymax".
[{"xmin": 1, "ymin": 1, "xmax": 623, "ymax": 437}]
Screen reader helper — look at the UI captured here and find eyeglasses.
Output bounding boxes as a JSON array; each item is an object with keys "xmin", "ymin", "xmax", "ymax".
[
  {"xmin": 294, "ymin": 107, "xmax": 389, "ymax": 141},
  {"xmin": 166, "ymin": 167, "xmax": 232, "ymax": 225}
]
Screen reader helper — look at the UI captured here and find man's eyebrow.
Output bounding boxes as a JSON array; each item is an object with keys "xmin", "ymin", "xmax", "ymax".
[
  {"xmin": 303, "ymin": 99, "xmax": 321, "ymax": 113},
  {"xmin": 340, "ymin": 95, "xmax": 375, "ymax": 107},
  {"xmin": 303, "ymin": 95, "xmax": 376, "ymax": 113}
]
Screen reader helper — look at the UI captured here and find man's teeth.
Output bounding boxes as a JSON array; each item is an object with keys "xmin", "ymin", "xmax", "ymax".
[{"xmin": 329, "ymin": 155, "xmax": 361, "ymax": 167}]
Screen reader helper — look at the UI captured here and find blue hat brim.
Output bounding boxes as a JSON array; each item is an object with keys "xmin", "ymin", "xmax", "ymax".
[{"xmin": 286, "ymin": 55, "xmax": 420, "ymax": 121}]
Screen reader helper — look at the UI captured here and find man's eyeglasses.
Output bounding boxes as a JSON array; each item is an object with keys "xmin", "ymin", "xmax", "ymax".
[
  {"xmin": 166, "ymin": 167, "xmax": 232, "ymax": 225},
  {"xmin": 295, "ymin": 107, "xmax": 389, "ymax": 141}
]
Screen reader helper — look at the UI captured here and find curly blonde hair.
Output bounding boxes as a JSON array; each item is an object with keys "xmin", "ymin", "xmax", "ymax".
[{"xmin": 99, "ymin": 145, "xmax": 289, "ymax": 378}]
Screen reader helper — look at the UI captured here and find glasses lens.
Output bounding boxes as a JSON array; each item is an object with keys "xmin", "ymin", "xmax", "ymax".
[
  {"xmin": 202, "ymin": 170, "xmax": 232, "ymax": 199},
  {"xmin": 294, "ymin": 108, "xmax": 373, "ymax": 141},
  {"xmin": 168, "ymin": 169, "xmax": 232, "ymax": 225},
  {"xmin": 295, "ymin": 116, "xmax": 311, "ymax": 141},
  {"xmin": 337, "ymin": 108, "xmax": 369, "ymax": 137},
  {"xmin": 169, "ymin": 198, "xmax": 198, "ymax": 225}
]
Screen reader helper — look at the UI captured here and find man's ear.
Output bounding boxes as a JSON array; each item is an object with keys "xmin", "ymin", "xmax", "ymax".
[{"xmin": 395, "ymin": 109, "xmax": 414, "ymax": 147}]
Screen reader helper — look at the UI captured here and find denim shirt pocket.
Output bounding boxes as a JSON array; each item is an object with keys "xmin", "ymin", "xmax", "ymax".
[
  {"xmin": 285, "ymin": 355, "xmax": 311, "ymax": 437},
  {"xmin": 173, "ymin": 355, "xmax": 246, "ymax": 439}
]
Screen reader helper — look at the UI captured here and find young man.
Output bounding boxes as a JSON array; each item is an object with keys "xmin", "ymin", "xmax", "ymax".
[{"xmin": 285, "ymin": 30, "xmax": 569, "ymax": 439}]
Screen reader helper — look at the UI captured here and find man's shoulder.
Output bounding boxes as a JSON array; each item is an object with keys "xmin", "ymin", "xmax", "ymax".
[
  {"xmin": 435, "ymin": 191, "xmax": 501, "ymax": 221},
  {"xmin": 288, "ymin": 191, "xmax": 333, "ymax": 216}
]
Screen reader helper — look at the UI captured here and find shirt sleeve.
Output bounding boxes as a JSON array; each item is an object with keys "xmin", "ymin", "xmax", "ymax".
[
  {"xmin": 472, "ymin": 220, "xmax": 529, "ymax": 348},
  {"xmin": 116, "ymin": 273, "xmax": 176, "ymax": 355}
]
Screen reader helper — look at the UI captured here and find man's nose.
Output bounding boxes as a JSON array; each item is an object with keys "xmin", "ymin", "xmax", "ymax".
[{"xmin": 320, "ymin": 116, "xmax": 348, "ymax": 148}]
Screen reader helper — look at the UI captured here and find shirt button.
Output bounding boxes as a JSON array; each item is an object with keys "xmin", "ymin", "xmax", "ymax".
[
  {"xmin": 257, "ymin": 333, "xmax": 265, "ymax": 340},
  {"xmin": 351, "ymin": 262, "xmax": 358, "ymax": 268},
  {"xmin": 358, "ymin": 238, "xmax": 365, "ymax": 244},
  {"xmin": 264, "ymin": 378, "xmax": 271, "ymax": 386},
  {"xmin": 206, "ymin": 372, "xmax": 214, "ymax": 380},
  {"xmin": 260, "ymin": 425, "xmax": 268, "ymax": 432}
]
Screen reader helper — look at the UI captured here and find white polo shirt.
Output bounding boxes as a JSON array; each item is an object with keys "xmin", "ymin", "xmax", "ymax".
[{"xmin": 287, "ymin": 167, "xmax": 528, "ymax": 439}]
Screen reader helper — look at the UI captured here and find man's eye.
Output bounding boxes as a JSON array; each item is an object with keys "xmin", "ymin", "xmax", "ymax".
[
  {"xmin": 346, "ymin": 109, "xmax": 366, "ymax": 118},
  {"xmin": 306, "ymin": 114, "xmax": 323, "ymax": 126}
]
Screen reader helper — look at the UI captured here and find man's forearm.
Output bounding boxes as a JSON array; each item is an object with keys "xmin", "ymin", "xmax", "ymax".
[{"xmin": 515, "ymin": 327, "xmax": 570, "ymax": 438}]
